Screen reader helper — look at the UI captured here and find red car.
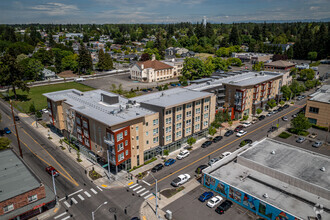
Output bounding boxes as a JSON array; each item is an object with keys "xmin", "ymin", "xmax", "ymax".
[
  {"xmin": 234, "ymin": 125, "xmax": 244, "ymax": 132},
  {"xmin": 46, "ymin": 166, "xmax": 59, "ymax": 177}
]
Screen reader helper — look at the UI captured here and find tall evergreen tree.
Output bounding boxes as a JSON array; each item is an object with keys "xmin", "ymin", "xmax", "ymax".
[
  {"xmin": 229, "ymin": 25, "xmax": 240, "ymax": 45},
  {"xmin": 78, "ymin": 44, "xmax": 92, "ymax": 74},
  {"xmin": 104, "ymin": 53, "xmax": 113, "ymax": 70},
  {"xmin": 98, "ymin": 49, "xmax": 105, "ymax": 71}
]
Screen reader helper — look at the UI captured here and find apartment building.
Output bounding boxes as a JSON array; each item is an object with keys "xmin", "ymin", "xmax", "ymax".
[
  {"xmin": 44, "ymin": 88, "xmax": 215, "ymax": 171},
  {"xmin": 305, "ymin": 85, "xmax": 330, "ymax": 127}
]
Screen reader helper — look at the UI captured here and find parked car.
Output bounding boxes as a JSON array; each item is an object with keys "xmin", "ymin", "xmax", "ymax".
[
  {"xmin": 278, "ymin": 107, "xmax": 283, "ymax": 112},
  {"xmin": 251, "ymin": 119, "xmax": 258, "ymax": 124},
  {"xmin": 296, "ymin": 96, "xmax": 303, "ymax": 101},
  {"xmin": 224, "ymin": 130, "xmax": 234, "ymax": 137},
  {"xmin": 177, "ymin": 150, "xmax": 189, "ymax": 160},
  {"xmin": 312, "ymin": 141, "xmax": 323, "ymax": 148},
  {"xmin": 42, "ymin": 109, "xmax": 49, "ymax": 114},
  {"xmin": 242, "ymin": 122, "xmax": 251, "ymax": 128},
  {"xmin": 74, "ymin": 77, "xmax": 85, "ymax": 82},
  {"xmin": 171, "ymin": 174, "xmax": 190, "ymax": 187},
  {"xmin": 234, "ymin": 125, "xmax": 244, "ymax": 132},
  {"xmin": 236, "ymin": 130, "xmax": 247, "ymax": 137},
  {"xmin": 14, "ymin": 116, "xmax": 20, "ymax": 121},
  {"xmin": 198, "ymin": 191, "xmax": 214, "ymax": 202},
  {"xmin": 4, "ymin": 127, "xmax": 11, "ymax": 134},
  {"xmin": 151, "ymin": 163, "xmax": 164, "ymax": 172},
  {"xmin": 243, "ymin": 139, "xmax": 253, "ymax": 144},
  {"xmin": 309, "ymin": 133, "xmax": 318, "ymax": 139},
  {"xmin": 292, "ymin": 114, "xmax": 297, "ymax": 118},
  {"xmin": 201, "ymin": 141, "xmax": 213, "ymax": 148},
  {"xmin": 221, "ymin": 152, "xmax": 232, "ymax": 158},
  {"xmin": 215, "ymin": 200, "xmax": 233, "ymax": 214},
  {"xmin": 212, "ymin": 136, "xmax": 223, "ymax": 143},
  {"xmin": 296, "ymin": 137, "xmax": 306, "ymax": 143},
  {"xmin": 268, "ymin": 126, "xmax": 278, "ymax": 132},
  {"xmin": 301, "ymin": 95, "xmax": 306, "ymax": 99},
  {"xmin": 272, "ymin": 110, "xmax": 278, "ymax": 114},
  {"xmin": 164, "ymin": 158, "xmax": 176, "ymax": 166},
  {"xmin": 282, "ymin": 116, "xmax": 288, "ymax": 121},
  {"xmin": 45, "ymin": 166, "xmax": 59, "ymax": 177},
  {"xmin": 283, "ymin": 104, "xmax": 290, "ymax": 109},
  {"xmin": 266, "ymin": 112, "xmax": 273, "ymax": 117},
  {"xmin": 207, "ymin": 196, "xmax": 223, "ymax": 208},
  {"xmin": 258, "ymin": 115, "xmax": 266, "ymax": 120},
  {"xmin": 208, "ymin": 158, "xmax": 219, "ymax": 166},
  {"xmin": 195, "ymin": 165, "xmax": 208, "ymax": 174}
]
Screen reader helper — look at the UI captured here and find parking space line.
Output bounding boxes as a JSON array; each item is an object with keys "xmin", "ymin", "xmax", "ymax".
[{"xmin": 133, "ymin": 186, "xmax": 142, "ymax": 191}]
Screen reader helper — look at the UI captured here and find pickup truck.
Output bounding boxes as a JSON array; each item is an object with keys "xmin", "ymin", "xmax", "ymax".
[{"xmin": 171, "ymin": 174, "xmax": 191, "ymax": 187}]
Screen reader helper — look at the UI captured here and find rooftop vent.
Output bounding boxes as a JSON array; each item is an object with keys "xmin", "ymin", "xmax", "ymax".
[
  {"xmin": 263, "ymin": 193, "xmax": 269, "ymax": 198},
  {"xmin": 271, "ymin": 150, "xmax": 276, "ymax": 155},
  {"xmin": 320, "ymin": 167, "xmax": 325, "ymax": 172}
]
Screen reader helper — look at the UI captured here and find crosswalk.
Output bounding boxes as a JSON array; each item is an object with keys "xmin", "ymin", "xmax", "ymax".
[
  {"xmin": 128, "ymin": 182, "xmax": 154, "ymax": 200},
  {"xmin": 54, "ymin": 187, "xmax": 102, "ymax": 219}
]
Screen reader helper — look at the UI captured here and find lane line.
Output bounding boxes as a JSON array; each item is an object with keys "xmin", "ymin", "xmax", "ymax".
[
  {"xmin": 71, "ymin": 197, "xmax": 78, "ymax": 204},
  {"xmin": 140, "ymin": 191, "xmax": 149, "ymax": 196},
  {"xmin": 136, "ymin": 188, "xmax": 146, "ymax": 194},
  {"xmin": 133, "ymin": 186, "xmax": 142, "ymax": 191},
  {"xmin": 97, "ymin": 186, "xmax": 103, "ymax": 191},
  {"xmin": 78, "ymin": 194, "xmax": 85, "ymax": 201},
  {"xmin": 84, "ymin": 191, "xmax": 91, "ymax": 197},
  {"xmin": 144, "ymin": 193, "xmax": 153, "ymax": 199},
  {"xmin": 152, "ymin": 106, "xmax": 302, "ymax": 186},
  {"xmin": 61, "ymin": 216, "xmax": 71, "ymax": 220},
  {"xmin": 91, "ymin": 188, "xmax": 98, "ymax": 194},
  {"xmin": 54, "ymin": 212, "xmax": 67, "ymax": 219},
  {"xmin": 59, "ymin": 189, "xmax": 83, "ymax": 201},
  {"xmin": 129, "ymin": 184, "xmax": 138, "ymax": 189},
  {"xmin": 63, "ymin": 201, "xmax": 71, "ymax": 208}
]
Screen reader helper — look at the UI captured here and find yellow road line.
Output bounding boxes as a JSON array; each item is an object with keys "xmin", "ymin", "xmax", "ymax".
[
  {"xmin": 21, "ymin": 129, "xmax": 79, "ymax": 186},
  {"xmin": 128, "ymin": 182, "xmax": 134, "ymax": 186},
  {"xmin": 152, "ymin": 106, "xmax": 302, "ymax": 186},
  {"xmin": 32, "ymin": 121, "xmax": 36, "ymax": 126}
]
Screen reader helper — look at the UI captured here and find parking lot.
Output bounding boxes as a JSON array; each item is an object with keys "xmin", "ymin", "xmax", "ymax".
[{"xmin": 163, "ymin": 185, "xmax": 258, "ymax": 220}]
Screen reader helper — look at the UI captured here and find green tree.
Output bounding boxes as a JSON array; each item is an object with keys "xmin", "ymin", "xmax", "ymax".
[
  {"xmin": 279, "ymin": 100, "xmax": 285, "ymax": 106},
  {"xmin": 229, "ymin": 25, "xmax": 240, "ymax": 45},
  {"xmin": 32, "ymin": 48, "xmax": 54, "ymax": 66},
  {"xmin": 252, "ymin": 62, "xmax": 264, "ymax": 71},
  {"xmin": 291, "ymin": 113, "xmax": 311, "ymax": 134},
  {"xmin": 256, "ymin": 108, "xmax": 263, "ymax": 115},
  {"xmin": 78, "ymin": 45, "xmax": 93, "ymax": 74},
  {"xmin": 208, "ymin": 126, "xmax": 217, "ymax": 136},
  {"xmin": 181, "ymin": 57, "xmax": 206, "ymax": 80},
  {"xmin": 103, "ymin": 53, "xmax": 113, "ymax": 70},
  {"xmin": 307, "ymin": 51, "xmax": 317, "ymax": 63},
  {"xmin": 304, "ymin": 80, "xmax": 315, "ymax": 90},
  {"xmin": 204, "ymin": 57, "xmax": 215, "ymax": 77},
  {"xmin": 289, "ymin": 80, "xmax": 303, "ymax": 97},
  {"xmin": 267, "ymin": 99, "xmax": 277, "ymax": 109},
  {"xmin": 0, "ymin": 137, "xmax": 11, "ymax": 150},
  {"xmin": 29, "ymin": 102, "xmax": 36, "ymax": 113},
  {"xmin": 97, "ymin": 49, "xmax": 105, "ymax": 71},
  {"xmin": 36, "ymin": 111, "xmax": 42, "ymax": 119},
  {"xmin": 61, "ymin": 54, "xmax": 78, "ymax": 72},
  {"xmin": 281, "ymin": 85, "xmax": 292, "ymax": 100},
  {"xmin": 187, "ymin": 137, "xmax": 196, "ymax": 146}
]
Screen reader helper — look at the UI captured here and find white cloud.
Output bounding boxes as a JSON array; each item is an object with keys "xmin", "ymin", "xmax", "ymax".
[
  {"xmin": 29, "ymin": 2, "xmax": 79, "ymax": 16},
  {"xmin": 310, "ymin": 6, "xmax": 320, "ymax": 11}
]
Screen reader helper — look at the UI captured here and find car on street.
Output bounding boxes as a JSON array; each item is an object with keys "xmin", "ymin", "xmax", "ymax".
[
  {"xmin": 74, "ymin": 77, "xmax": 85, "ymax": 82},
  {"xmin": 258, "ymin": 115, "xmax": 266, "ymax": 120},
  {"xmin": 164, "ymin": 158, "xmax": 176, "ymax": 166},
  {"xmin": 234, "ymin": 125, "xmax": 244, "ymax": 132},
  {"xmin": 177, "ymin": 150, "xmax": 189, "ymax": 160},
  {"xmin": 283, "ymin": 104, "xmax": 290, "ymax": 109},
  {"xmin": 301, "ymin": 95, "xmax": 306, "ymax": 99},
  {"xmin": 242, "ymin": 122, "xmax": 251, "ymax": 128},
  {"xmin": 201, "ymin": 140, "xmax": 213, "ymax": 148},
  {"xmin": 46, "ymin": 166, "xmax": 59, "ymax": 177},
  {"xmin": 171, "ymin": 174, "xmax": 190, "ymax": 187},
  {"xmin": 278, "ymin": 107, "xmax": 284, "ymax": 112},
  {"xmin": 215, "ymin": 200, "xmax": 233, "ymax": 214},
  {"xmin": 198, "ymin": 191, "xmax": 214, "ymax": 202},
  {"xmin": 208, "ymin": 158, "xmax": 219, "ymax": 166},
  {"xmin": 282, "ymin": 116, "xmax": 288, "ymax": 121},
  {"xmin": 268, "ymin": 126, "xmax": 278, "ymax": 132},
  {"xmin": 296, "ymin": 137, "xmax": 306, "ymax": 143},
  {"xmin": 251, "ymin": 119, "xmax": 258, "ymax": 124},
  {"xmin": 195, "ymin": 165, "xmax": 208, "ymax": 174},
  {"xmin": 14, "ymin": 116, "xmax": 20, "ymax": 121},
  {"xmin": 236, "ymin": 130, "xmax": 247, "ymax": 137},
  {"xmin": 292, "ymin": 114, "xmax": 297, "ymax": 118},
  {"xmin": 312, "ymin": 141, "xmax": 323, "ymax": 148},
  {"xmin": 296, "ymin": 96, "xmax": 303, "ymax": 101},
  {"xmin": 272, "ymin": 110, "xmax": 278, "ymax": 114},
  {"xmin": 212, "ymin": 136, "xmax": 223, "ymax": 143},
  {"xmin": 266, "ymin": 112, "xmax": 273, "ymax": 117},
  {"xmin": 151, "ymin": 163, "xmax": 164, "ymax": 172},
  {"xmin": 309, "ymin": 133, "xmax": 318, "ymax": 139},
  {"xmin": 221, "ymin": 152, "xmax": 232, "ymax": 158},
  {"xmin": 243, "ymin": 139, "xmax": 253, "ymax": 144},
  {"xmin": 207, "ymin": 196, "xmax": 223, "ymax": 208},
  {"xmin": 4, "ymin": 127, "xmax": 11, "ymax": 134},
  {"xmin": 224, "ymin": 130, "xmax": 234, "ymax": 137}
]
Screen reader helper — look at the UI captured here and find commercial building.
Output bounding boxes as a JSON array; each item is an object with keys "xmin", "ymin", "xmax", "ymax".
[
  {"xmin": 264, "ymin": 60, "xmax": 296, "ymax": 71},
  {"xmin": 231, "ymin": 53, "xmax": 273, "ymax": 64},
  {"xmin": 0, "ymin": 149, "xmax": 56, "ymax": 220},
  {"xmin": 305, "ymin": 85, "xmax": 330, "ymax": 128},
  {"xmin": 203, "ymin": 138, "xmax": 330, "ymax": 220},
  {"xmin": 43, "ymin": 88, "xmax": 215, "ymax": 171}
]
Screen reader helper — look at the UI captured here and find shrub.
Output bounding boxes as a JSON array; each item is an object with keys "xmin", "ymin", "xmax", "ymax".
[
  {"xmin": 163, "ymin": 150, "xmax": 169, "ymax": 156},
  {"xmin": 144, "ymin": 157, "xmax": 157, "ymax": 165},
  {"xmin": 278, "ymin": 132, "xmax": 291, "ymax": 139},
  {"xmin": 312, "ymin": 124, "xmax": 328, "ymax": 131},
  {"xmin": 89, "ymin": 170, "xmax": 102, "ymax": 180}
]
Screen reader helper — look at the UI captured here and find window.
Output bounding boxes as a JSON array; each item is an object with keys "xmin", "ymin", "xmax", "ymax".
[
  {"xmin": 195, "ymin": 101, "xmax": 201, "ymax": 105},
  {"xmin": 176, "ymin": 123, "xmax": 182, "ymax": 129},
  {"xmin": 204, "ymin": 113, "xmax": 209, "ymax": 119},
  {"xmin": 125, "ymin": 140, "xmax": 128, "ymax": 146},
  {"xmin": 117, "ymin": 143, "xmax": 124, "ymax": 152},
  {"xmin": 176, "ymin": 106, "xmax": 182, "ymax": 111},
  {"xmin": 153, "ymin": 128, "xmax": 159, "ymax": 135},
  {"xmin": 136, "ymin": 126, "xmax": 139, "ymax": 131},
  {"xmin": 186, "ymin": 119, "xmax": 192, "ymax": 126},
  {"xmin": 125, "ymin": 150, "xmax": 128, "ymax": 156},
  {"xmin": 176, "ymin": 114, "xmax": 182, "ymax": 121},
  {"xmin": 137, "ymin": 145, "xmax": 139, "ymax": 149},
  {"xmin": 77, "ymin": 134, "xmax": 82, "ymax": 142},
  {"xmin": 146, "ymin": 131, "xmax": 149, "ymax": 136},
  {"xmin": 117, "ymin": 133, "xmax": 123, "ymax": 141},
  {"xmin": 186, "ymin": 127, "xmax": 191, "ymax": 134},
  {"xmin": 195, "ymin": 124, "xmax": 200, "ymax": 130},
  {"xmin": 3, "ymin": 204, "xmax": 14, "ymax": 213},
  {"xmin": 153, "ymin": 119, "xmax": 159, "ymax": 125},
  {"xmin": 136, "ymin": 136, "xmax": 139, "ymax": 141},
  {"xmin": 76, "ymin": 117, "xmax": 81, "ymax": 125},
  {"xmin": 166, "ymin": 117, "xmax": 172, "ymax": 124},
  {"xmin": 204, "ymin": 121, "xmax": 209, "ymax": 126},
  {"xmin": 308, "ymin": 118, "xmax": 317, "ymax": 124},
  {"xmin": 124, "ymin": 130, "xmax": 127, "ymax": 136},
  {"xmin": 146, "ymin": 122, "xmax": 149, "ymax": 126},
  {"xmin": 118, "ymin": 153, "xmax": 124, "ymax": 161},
  {"xmin": 166, "ymin": 126, "xmax": 172, "ymax": 133},
  {"xmin": 153, "ymin": 137, "xmax": 159, "ymax": 143},
  {"xmin": 186, "ymin": 111, "xmax": 192, "ymax": 117},
  {"xmin": 28, "ymin": 194, "xmax": 38, "ymax": 203},
  {"xmin": 146, "ymin": 140, "xmax": 149, "ymax": 145},
  {"xmin": 176, "ymin": 131, "xmax": 182, "ymax": 138},
  {"xmin": 77, "ymin": 126, "xmax": 82, "ymax": 134},
  {"xmin": 195, "ymin": 116, "xmax": 201, "ymax": 122},
  {"xmin": 205, "ymin": 97, "xmax": 210, "ymax": 102},
  {"xmin": 186, "ymin": 103, "xmax": 192, "ymax": 108},
  {"xmin": 204, "ymin": 105, "xmax": 209, "ymax": 111},
  {"xmin": 166, "ymin": 109, "xmax": 172, "ymax": 115},
  {"xmin": 309, "ymin": 107, "xmax": 319, "ymax": 114},
  {"xmin": 82, "ymin": 120, "xmax": 88, "ymax": 129},
  {"xmin": 166, "ymin": 135, "xmax": 172, "ymax": 142},
  {"xmin": 196, "ymin": 108, "xmax": 201, "ymax": 114}
]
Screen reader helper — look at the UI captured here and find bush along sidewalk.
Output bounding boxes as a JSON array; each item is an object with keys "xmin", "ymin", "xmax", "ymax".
[{"xmin": 128, "ymin": 157, "xmax": 157, "ymax": 172}]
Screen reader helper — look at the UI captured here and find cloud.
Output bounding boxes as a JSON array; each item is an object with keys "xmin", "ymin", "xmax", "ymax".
[
  {"xmin": 29, "ymin": 2, "xmax": 79, "ymax": 16},
  {"xmin": 310, "ymin": 6, "xmax": 320, "ymax": 11}
]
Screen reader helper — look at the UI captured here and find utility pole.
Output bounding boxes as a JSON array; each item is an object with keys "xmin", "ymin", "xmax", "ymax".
[
  {"xmin": 149, "ymin": 172, "xmax": 159, "ymax": 219},
  {"xmin": 10, "ymin": 100, "xmax": 23, "ymax": 158},
  {"xmin": 52, "ymin": 170, "xmax": 57, "ymax": 203}
]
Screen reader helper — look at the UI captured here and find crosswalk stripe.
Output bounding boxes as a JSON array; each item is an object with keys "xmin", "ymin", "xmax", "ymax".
[
  {"xmin": 78, "ymin": 194, "xmax": 85, "ymax": 201},
  {"xmin": 84, "ymin": 191, "xmax": 91, "ymax": 197},
  {"xmin": 63, "ymin": 201, "xmax": 71, "ymax": 208},
  {"xmin": 54, "ymin": 212, "xmax": 67, "ymax": 219},
  {"xmin": 140, "ymin": 191, "xmax": 149, "ymax": 196},
  {"xmin": 129, "ymin": 184, "xmax": 138, "ymax": 189},
  {"xmin": 91, "ymin": 188, "xmax": 98, "ymax": 194},
  {"xmin": 97, "ymin": 186, "xmax": 103, "ymax": 191},
  {"xmin": 136, "ymin": 188, "xmax": 145, "ymax": 194},
  {"xmin": 62, "ymin": 216, "xmax": 71, "ymax": 220},
  {"xmin": 71, "ymin": 197, "xmax": 78, "ymax": 204},
  {"xmin": 144, "ymin": 193, "xmax": 153, "ymax": 199},
  {"xmin": 133, "ymin": 186, "xmax": 142, "ymax": 191}
]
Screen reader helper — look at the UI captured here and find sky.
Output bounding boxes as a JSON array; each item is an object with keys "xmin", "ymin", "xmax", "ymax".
[{"xmin": 1, "ymin": 0, "xmax": 329, "ymax": 24}]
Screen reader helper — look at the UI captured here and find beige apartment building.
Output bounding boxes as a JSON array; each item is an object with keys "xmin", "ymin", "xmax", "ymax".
[{"xmin": 305, "ymin": 85, "xmax": 330, "ymax": 128}]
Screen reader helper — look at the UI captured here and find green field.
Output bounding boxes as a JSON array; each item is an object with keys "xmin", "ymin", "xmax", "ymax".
[{"xmin": 2, "ymin": 82, "xmax": 94, "ymax": 113}]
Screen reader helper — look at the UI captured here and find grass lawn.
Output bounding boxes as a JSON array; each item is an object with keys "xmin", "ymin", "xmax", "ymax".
[
  {"xmin": 195, "ymin": 53, "xmax": 214, "ymax": 60},
  {"xmin": 1, "ymin": 82, "xmax": 94, "ymax": 113}
]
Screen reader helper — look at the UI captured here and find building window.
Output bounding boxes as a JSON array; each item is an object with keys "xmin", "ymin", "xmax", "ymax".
[
  {"xmin": 186, "ymin": 103, "xmax": 192, "ymax": 108},
  {"xmin": 124, "ymin": 130, "xmax": 127, "ymax": 136},
  {"xmin": 146, "ymin": 122, "xmax": 148, "ymax": 126},
  {"xmin": 195, "ymin": 116, "xmax": 201, "ymax": 122},
  {"xmin": 195, "ymin": 101, "xmax": 201, "ymax": 105},
  {"xmin": 176, "ymin": 114, "xmax": 182, "ymax": 121},
  {"xmin": 204, "ymin": 113, "xmax": 209, "ymax": 119},
  {"xmin": 136, "ymin": 126, "xmax": 139, "ymax": 131},
  {"xmin": 309, "ymin": 107, "xmax": 319, "ymax": 114},
  {"xmin": 195, "ymin": 124, "xmax": 200, "ymax": 130},
  {"xmin": 153, "ymin": 137, "xmax": 159, "ymax": 143},
  {"xmin": 3, "ymin": 204, "xmax": 14, "ymax": 213},
  {"xmin": 196, "ymin": 108, "xmax": 201, "ymax": 114},
  {"xmin": 146, "ymin": 131, "xmax": 149, "ymax": 136},
  {"xmin": 176, "ymin": 123, "xmax": 182, "ymax": 129},
  {"xmin": 28, "ymin": 194, "xmax": 38, "ymax": 203},
  {"xmin": 186, "ymin": 127, "xmax": 191, "ymax": 134},
  {"xmin": 186, "ymin": 119, "xmax": 192, "ymax": 126},
  {"xmin": 176, "ymin": 106, "xmax": 182, "ymax": 111},
  {"xmin": 166, "ymin": 109, "xmax": 172, "ymax": 115},
  {"xmin": 136, "ymin": 136, "xmax": 139, "ymax": 141},
  {"xmin": 117, "ymin": 133, "xmax": 123, "ymax": 141},
  {"xmin": 76, "ymin": 117, "xmax": 81, "ymax": 125},
  {"xmin": 146, "ymin": 140, "xmax": 149, "ymax": 145},
  {"xmin": 205, "ymin": 98, "xmax": 210, "ymax": 102},
  {"xmin": 153, "ymin": 119, "xmax": 159, "ymax": 125},
  {"xmin": 166, "ymin": 135, "xmax": 172, "ymax": 142},
  {"xmin": 166, "ymin": 117, "xmax": 172, "ymax": 124},
  {"xmin": 186, "ymin": 111, "xmax": 192, "ymax": 117},
  {"xmin": 82, "ymin": 120, "xmax": 88, "ymax": 129},
  {"xmin": 204, "ymin": 121, "xmax": 209, "ymax": 126},
  {"xmin": 77, "ymin": 134, "xmax": 82, "ymax": 142},
  {"xmin": 176, "ymin": 131, "xmax": 182, "ymax": 138},
  {"xmin": 118, "ymin": 153, "xmax": 124, "ymax": 161},
  {"xmin": 84, "ymin": 138, "xmax": 90, "ymax": 146},
  {"xmin": 117, "ymin": 143, "xmax": 124, "ymax": 152},
  {"xmin": 153, "ymin": 128, "xmax": 159, "ymax": 135},
  {"xmin": 125, "ymin": 140, "xmax": 128, "ymax": 146},
  {"xmin": 166, "ymin": 126, "xmax": 172, "ymax": 133},
  {"xmin": 204, "ymin": 105, "xmax": 209, "ymax": 111},
  {"xmin": 308, "ymin": 118, "xmax": 317, "ymax": 124},
  {"xmin": 125, "ymin": 150, "xmax": 128, "ymax": 156}
]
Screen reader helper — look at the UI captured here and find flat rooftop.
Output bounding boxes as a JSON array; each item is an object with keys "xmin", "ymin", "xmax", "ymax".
[
  {"xmin": 130, "ymin": 87, "xmax": 212, "ymax": 108},
  {"xmin": 308, "ymin": 85, "xmax": 330, "ymax": 104},
  {"xmin": 44, "ymin": 89, "xmax": 156, "ymax": 127},
  {"xmin": 0, "ymin": 149, "xmax": 41, "ymax": 202}
]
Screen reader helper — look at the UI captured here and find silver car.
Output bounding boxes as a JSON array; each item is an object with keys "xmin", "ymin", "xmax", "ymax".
[
  {"xmin": 296, "ymin": 137, "xmax": 306, "ymax": 143},
  {"xmin": 312, "ymin": 141, "xmax": 323, "ymax": 148}
]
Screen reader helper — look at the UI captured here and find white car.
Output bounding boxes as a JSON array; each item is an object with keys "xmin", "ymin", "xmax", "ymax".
[
  {"xmin": 236, "ymin": 130, "xmax": 247, "ymax": 137},
  {"xmin": 171, "ymin": 174, "xmax": 191, "ymax": 187},
  {"xmin": 208, "ymin": 158, "xmax": 219, "ymax": 166},
  {"xmin": 242, "ymin": 122, "xmax": 251, "ymax": 128},
  {"xmin": 177, "ymin": 150, "xmax": 190, "ymax": 160},
  {"xmin": 207, "ymin": 196, "xmax": 223, "ymax": 208},
  {"xmin": 74, "ymin": 77, "xmax": 85, "ymax": 82},
  {"xmin": 42, "ymin": 109, "xmax": 49, "ymax": 114},
  {"xmin": 221, "ymin": 152, "xmax": 232, "ymax": 158}
]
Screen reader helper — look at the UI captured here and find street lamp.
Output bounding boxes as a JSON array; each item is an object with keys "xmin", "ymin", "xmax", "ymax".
[
  {"xmin": 148, "ymin": 172, "xmax": 159, "ymax": 219},
  {"xmin": 51, "ymin": 170, "xmax": 57, "ymax": 203},
  {"xmin": 92, "ymin": 201, "xmax": 108, "ymax": 220}
]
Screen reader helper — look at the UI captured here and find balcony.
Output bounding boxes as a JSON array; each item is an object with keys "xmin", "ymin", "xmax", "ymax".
[{"xmin": 104, "ymin": 136, "xmax": 114, "ymax": 146}]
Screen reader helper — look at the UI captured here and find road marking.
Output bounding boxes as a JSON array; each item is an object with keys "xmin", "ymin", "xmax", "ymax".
[
  {"xmin": 142, "ymin": 180, "xmax": 151, "ymax": 186},
  {"xmin": 61, "ymin": 216, "xmax": 71, "ymax": 220},
  {"xmin": 136, "ymin": 188, "xmax": 146, "ymax": 194},
  {"xmin": 101, "ymin": 184, "xmax": 108, "ymax": 188},
  {"xmin": 71, "ymin": 197, "xmax": 78, "ymax": 204},
  {"xmin": 144, "ymin": 193, "xmax": 153, "ymax": 199},
  {"xmin": 129, "ymin": 184, "xmax": 138, "ymax": 189},
  {"xmin": 91, "ymin": 188, "xmax": 98, "ymax": 194},
  {"xmin": 128, "ymin": 181, "xmax": 134, "ymax": 186},
  {"xmin": 140, "ymin": 190, "xmax": 149, "ymax": 196},
  {"xmin": 148, "ymin": 196, "xmax": 155, "ymax": 200},
  {"xmin": 63, "ymin": 201, "xmax": 71, "ymax": 208},
  {"xmin": 54, "ymin": 212, "xmax": 67, "ymax": 219},
  {"xmin": 133, "ymin": 186, "xmax": 142, "ymax": 191},
  {"xmin": 59, "ymin": 189, "xmax": 83, "ymax": 201},
  {"xmin": 97, "ymin": 186, "xmax": 103, "ymax": 191},
  {"xmin": 84, "ymin": 191, "xmax": 91, "ymax": 197},
  {"xmin": 143, "ymin": 216, "xmax": 147, "ymax": 220},
  {"xmin": 151, "ymin": 106, "xmax": 302, "ymax": 186},
  {"xmin": 53, "ymin": 207, "xmax": 59, "ymax": 213},
  {"xmin": 78, "ymin": 194, "xmax": 85, "ymax": 201}
]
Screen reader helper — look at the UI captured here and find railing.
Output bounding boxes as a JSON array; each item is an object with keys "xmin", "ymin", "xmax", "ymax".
[{"xmin": 104, "ymin": 136, "xmax": 114, "ymax": 146}]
